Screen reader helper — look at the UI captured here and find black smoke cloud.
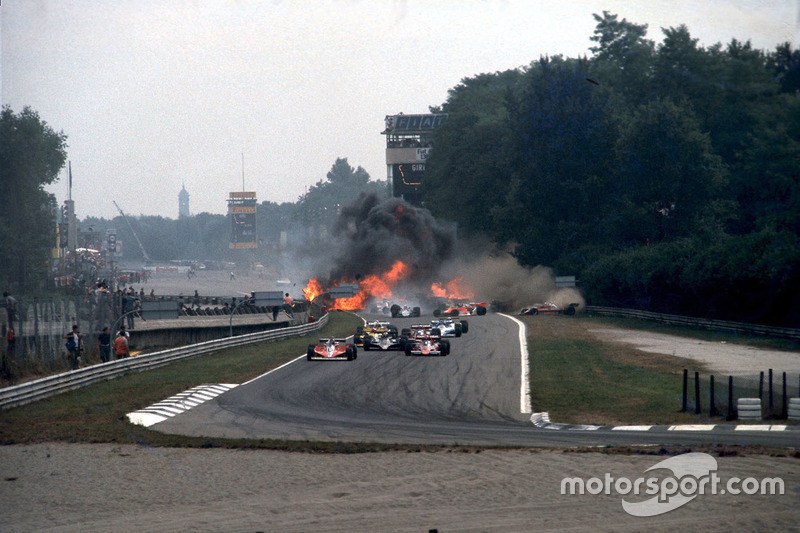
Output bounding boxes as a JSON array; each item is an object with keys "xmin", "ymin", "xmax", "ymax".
[
  {"xmin": 307, "ymin": 192, "xmax": 584, "ymax": 311},
  {"xmin": 325, "ymin": 192, "xmax": 456, "ymax": 285}
]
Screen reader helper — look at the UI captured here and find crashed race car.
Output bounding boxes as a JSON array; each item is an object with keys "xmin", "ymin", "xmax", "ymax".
[
  {"xmin": 433, "ymin": 301, "xmax": 487, "ymax": 317},
  {"xmin": 391, "ymin": 304, "xmax": 421, "ymax": 318},
  {"xmin": 429, "ymin": 318, "xmax": 469, "ymax": 337},
  {"xmin": 402, "ymin": 325, "xmax": 450, "ymax": 357},
  {"xmin": 519, "ymin": 302, "xmax": 579, "ymax": 316},
  {"xmin": 307, "ymin": 338, "xmax": 358, "ymax": 361},
  {"xmin": 354, "ymin": 321, "xmax": 394, "ymax": 347}
]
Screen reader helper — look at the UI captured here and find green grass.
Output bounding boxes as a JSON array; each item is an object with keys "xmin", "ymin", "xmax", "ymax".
[
  {"xmin": 3, "ymin": 311, "xmax": 795, "ymax": 449},
  {"xmin": 526, "ymin": 315, "xmax": 731, "ymax": 426},
  {"xmin": 0, "ymin": 311, "xmax": 366, "ymax": 448}
]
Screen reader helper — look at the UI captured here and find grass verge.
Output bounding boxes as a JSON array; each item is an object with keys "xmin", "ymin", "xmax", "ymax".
[
  {"xmin": 0, "ymin": 311, "xmax": 373, "ymax": 449},
  {"xmin": 527, "ymin": 315, "xmax": 745, "ymax": 426}
]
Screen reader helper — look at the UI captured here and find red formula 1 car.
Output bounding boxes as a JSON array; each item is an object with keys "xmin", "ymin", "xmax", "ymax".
[
  {"xmin": 433, "ymin": 301, "xmax": 488, "ymax": 317},
  {"xmin": 402, "ymin": 325, "xmax": 450, "ymax": 356},
  {"xmin": 307, "ymin": 338, "xmax": 358, "ymax": 361},
  {"xmin": 519, "ymin": 302, "xmax": 579, "ymax": 316}
]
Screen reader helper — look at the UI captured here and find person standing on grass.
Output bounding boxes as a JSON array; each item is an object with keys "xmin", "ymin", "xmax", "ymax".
[
  {"xmin": 97, "ymin": 327, "xmax": 111, "ymax": 363},
  {"xmin": 65, "ymin": 325, "xmax": 84, "ymax": 370}
]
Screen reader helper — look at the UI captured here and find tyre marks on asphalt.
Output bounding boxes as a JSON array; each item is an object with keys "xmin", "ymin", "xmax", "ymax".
[{"xmin": 127, "ymin": 384, "xmax": 239, "ymax": 427}]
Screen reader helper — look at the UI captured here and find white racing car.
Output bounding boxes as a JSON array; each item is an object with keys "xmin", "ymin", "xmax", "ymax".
[{"xmin": 429, "ymin": 318, "xmax": 469, "ymax": 337}]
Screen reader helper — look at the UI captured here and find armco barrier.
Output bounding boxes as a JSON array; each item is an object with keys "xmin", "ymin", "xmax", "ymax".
[
  {"xmin": 0, "ymin": 313, "xmax": 329, "ymax": 409},
  {"xmin": 584, "ymin": 306, "xmax": 800, "ymax": 341}
]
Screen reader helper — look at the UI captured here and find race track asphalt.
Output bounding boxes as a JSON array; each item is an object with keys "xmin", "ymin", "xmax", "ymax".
[{"xmin": 151, "ymin": 312, "xmax": 800, "ymax": 448}]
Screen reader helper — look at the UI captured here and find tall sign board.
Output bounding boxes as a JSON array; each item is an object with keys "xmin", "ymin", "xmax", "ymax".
[
  {"xmin": 228, "ymin": 191, "xmax": 257, "ymax": 249},
  {"xmin": 382, "ymin": 113, "xmax": 447, "ymax": 206}
]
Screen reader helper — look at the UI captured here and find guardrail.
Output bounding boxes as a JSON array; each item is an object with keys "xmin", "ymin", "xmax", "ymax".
[
  {"xmin": 0, "ymin": 313, "xmax": 329, "ymax": 410},
  {"xmin": 585, "ymin": 306, "xmax": 800, "ymax": 341}
]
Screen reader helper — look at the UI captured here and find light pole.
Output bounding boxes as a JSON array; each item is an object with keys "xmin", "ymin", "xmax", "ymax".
[{"xmin": 229, "ymin": 299, "xmax": 248, "ymax": 337}]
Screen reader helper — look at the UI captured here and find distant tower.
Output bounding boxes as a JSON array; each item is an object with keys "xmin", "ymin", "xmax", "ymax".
[{"xmin": 178, "ymin": 183, "xmax": 190, "ymax": 218}]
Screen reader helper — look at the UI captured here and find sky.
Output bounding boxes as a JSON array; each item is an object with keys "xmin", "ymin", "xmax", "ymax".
[{"xmin": 2, "ymin": 0, "xmax": 798, "ymax": 220}]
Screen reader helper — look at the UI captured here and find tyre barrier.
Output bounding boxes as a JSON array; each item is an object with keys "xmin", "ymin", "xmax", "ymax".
[
  {"xmin": 737, "ymin": 398, "xmax": 762, "ymax": 420},
  {"xmin": 788, "ymin": 398, "xmax": 800, "ymax": 421}
]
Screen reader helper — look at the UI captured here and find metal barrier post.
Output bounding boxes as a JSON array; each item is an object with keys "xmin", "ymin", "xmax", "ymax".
[
  {"xmin": 769, "ymin": 369, "xmax": 774, "ymax": 412},
  {"xmin": 695, "ymin": 371, "xmax": 701, "ymax": 414},
  {"xmin": 682, "ymin": 369, "xmax": 688, "ymax": 411},
  {"xmin": 709, "ymin": 375, "xmax": 716, "ymax": 416},
  {"xmin": 727, "ymin": 376, "xmax": 734, "ymax": 420}
]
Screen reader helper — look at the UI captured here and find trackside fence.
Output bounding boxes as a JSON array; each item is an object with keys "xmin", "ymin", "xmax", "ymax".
[
  {"xmin": 585, "ymin": 306, "xmax": 800, "ymax": 341},
  {"xmin": 0, "ymin": 312, "xmax": 328, "ymax": 410}
]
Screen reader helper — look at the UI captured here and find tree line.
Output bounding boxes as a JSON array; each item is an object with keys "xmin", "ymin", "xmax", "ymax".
[{"xmin": 422, "ymin": 11, "xmax": 800, "ymax": 326}]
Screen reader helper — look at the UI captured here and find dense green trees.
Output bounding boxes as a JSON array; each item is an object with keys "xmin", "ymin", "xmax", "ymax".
[
  {"xmin": 0, "ymin": 106, "xmax": 68, "ymax": 293},
  {"xmin": 423, "ymin": 13, "xmax": 800, "ymax": 325}
]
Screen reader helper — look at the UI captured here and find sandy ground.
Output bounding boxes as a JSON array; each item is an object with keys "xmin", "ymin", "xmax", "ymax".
[
  {"xmin": 4, "ymin": 270, "xmax": 799, "ymax": 531},
  {"xmin": 589, "ymin": 328, "xmax": 800, "ymax": 377},
  {"xmin": 1, "ymin": 443, "xmax": 798, "ymax": 532}
]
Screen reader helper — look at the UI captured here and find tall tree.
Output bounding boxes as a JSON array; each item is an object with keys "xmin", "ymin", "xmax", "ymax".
[
  {"xmin": 613, "ymin": 98, "xmax": 727, "ymax": 244},
  {"xmin": 589, "ymin": 10, "xmax": 655, "ymax": 103},
  {"xmin": 0, "ymin": 106, "xmax": 68, "ymax": 293},
  {"xmin": 499, "ymin": 56, "xmax": 618, "ymax": 267},
  {"xmin": 296, "ymin": 158, "xmax": 386, "ymax": 233}
]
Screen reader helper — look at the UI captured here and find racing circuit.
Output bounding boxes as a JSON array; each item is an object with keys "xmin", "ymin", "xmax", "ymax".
[{"xmin": 146, "ymin": 312, "xmax": 800, "ymax": 449}]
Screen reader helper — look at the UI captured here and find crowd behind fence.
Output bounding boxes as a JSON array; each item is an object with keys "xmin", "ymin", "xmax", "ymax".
[
  {"xmin": 0, "ymin": 293, "xmax": 308, "ymax": 380},
  {"xmin": 682, "ymin": 369, "xmax": 800, "ymax": 420}
]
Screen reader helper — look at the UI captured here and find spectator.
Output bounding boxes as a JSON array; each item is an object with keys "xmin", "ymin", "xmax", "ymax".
[
  {"xmin": 113, "ymin": 329, "xmax": 129, "ymax": 359},
  {"xmin": 283, "ymin": 293, "xmax": 294, "ymax": 318},
  {"xmin": 123, "ymin": 290, "xmax": 135, "ymax": 329},
  {"xmin": 64, "ymin": 325, "xmax": 84, "ymax": 370},
  {"xmin": 6, "ymin": 325, "xmax": 15, "ymax": 354},
  {"xmin": 272, "ymin": 305, "xmax": 280, "ymax": 320},
  {"xmin": 3, "ymin": 291, "xmax": 18, "ymax": 331},
  {"xmin": 97, "ymin": 327, "xmax": 111, "ymax": 363},
  {"xmin": 193, "ymin": 290, "xmax": 200, "ymax": 309}
]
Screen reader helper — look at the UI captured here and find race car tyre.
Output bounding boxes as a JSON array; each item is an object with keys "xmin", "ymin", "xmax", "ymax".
[
  {"xmin": 346, "ymin": 346, "xmax": 354, "ymax": 361},
  {"xmin": 476, "ymin": 306, "xmax": 487, "ymax": 315},
  {"xmin": 448, "ymin": 310, "xmax": 459, "ymax": 317},
  {"xmin": 440, "ymin": 340, "xmax": 450, "ymax": 356},
  {"xmin": 404, "ymin": 345, "xmax": 412, "ymax": 356},
  {"xmin": 390, "ymin": 304, "xmax": 401, "ymax": 317},
  {"xmin": 307, "ymin": 345, "xmax": 315, "ymax": 361},
  {"xmin": 433, "ymin": 309, "xmax": 442, "ymax": 317},
  {"xmin": 399, "ymin": 336, "xmax": 408, "ymax": 349},
  {"xmin": 454, "ymin": 323, "xmax": 462, "ymax": 337},
  {"xmin": 363, "ymin": 340, "xmax": 370, "ymax": 350},
  {"xmin": 350, "ymin": 344, "xmax": 358, "ymax": 359},
  {"xmin": 528, "ymin": 308, "xmax": 538, "ymax": 315},
  {"xmin": 401, "ymin": 328, "xmax": 411, "ymax": 337},
  {"xmin": 460, "ymin": 320, "xmax": 469, "ymax": 334},
  {"xmin": 431, "ymin": 328, "xmax": 442, "ymax": 338},
  {"xmin": 413, "ymin": 306, "xmax": 421, "ymax": 317},
  {"xmin": 388, "ymin": 326, "xmax": 398, "ymax": 336},
  {"xmin": 563, "ymin": 304, "xmax": 576, "ymax": 316}
]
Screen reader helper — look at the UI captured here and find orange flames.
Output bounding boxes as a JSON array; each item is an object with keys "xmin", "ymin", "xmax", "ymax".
[
  {"xmin": 430, "ymin": 277, "xmax": 474, "ymax": 300},
  {"xmin": 303, "ymin": 261, "xmax": 476, "ymax": 311},
  {"xmin": 303, "ymin": 260, "xmax": 411, "ymax": 311},
  {"xmin": 303, "ymin": 278, "xmax": 325, "ymax": 302}
]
